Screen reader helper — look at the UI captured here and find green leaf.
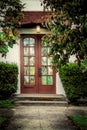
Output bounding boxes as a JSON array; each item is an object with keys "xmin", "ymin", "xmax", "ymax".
[
  {"xmin": 0, "ymin": 45, "xmax": 9, "ymax": 53},
  {"xmin": 8, "ymin": 41, "xmax": 13, "ymax": 48}
]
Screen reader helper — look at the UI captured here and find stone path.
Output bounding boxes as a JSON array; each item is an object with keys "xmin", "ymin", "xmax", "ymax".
[{"xmin": 6, "ymin": 105, "xmax": 87, "ymax": 130}]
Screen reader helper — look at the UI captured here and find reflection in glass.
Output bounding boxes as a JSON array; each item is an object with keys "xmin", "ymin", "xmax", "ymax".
[
  {"xmin": 30, "ymin": 38, "xmax": 35, "ymax": 46},
  {"xmin": 24, "ymin": 76, "xmax": 29, "ymax": 84},
  {"xmin": 42, "ymin": 76, "xmax": 47, "ymax": 85},
  {"xmin": 42, "ymin": 66, "xmax": 47, "ymax": 75},
  {"xmin": 30, "ymin": 76, "xmax": 35, "ymax": 85},
  {"xmin": 42, "ymin": 48, "xmax": 47, "ymax": 56},
  {"xmin": 30, "ymin": 48, "xmax": 35, "ymax": 56},
  {"xmin": 24, "ymin": 38, "xmax": 29, "ymax": 46},
  {"xmin": 30, "ymin": 67, "xmax": 35, "ymax": 75},
  {"xmin": 24, "ymin": 57, "xmax": 28, "ymax": 65},
  {"xmin": 24, "ymin": 48, "xmax": 28, "ymax": 56},
  {"xmin": 48, "ymin": 76, "xmax": 53, "ymax": 85},
  {"xmin": 24, "ymin": 67, "xmax": 29, "ymax": 75},
  {"xmin": 48, "ymin": 67, "xmax": 53, "ymax": 75},
  {"xmin": 48, "ymin": 57, "xmax": 52, "ymax": 65},
  {"xmin": 42, "ymin": 57, "xmax": 47, "ymax": 65},
  {"xmin": 30, "ymin": 57, "xmax": 35, "ymax": 65}
]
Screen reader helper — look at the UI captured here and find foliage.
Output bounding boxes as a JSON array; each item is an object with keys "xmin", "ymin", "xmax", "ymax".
[
  {"xmin": 59, "ymin": 63, "xmax": 87, "ymax": 102},
  {"xmin": 0, "ymin": 99, "xmax": 14, "ymax": 108},
  {"xmin": 0, "ymin": 117, "xmax": 6, "ymax": 127},
  {"xmin": 70, "ymin": 114, "xmax": 87, "ymax": 130},
  {"xmin": 41, "ymin": 0, "xmax": 87, "ymax": 68},
  {"xmin": 0, "ymin": 62, "xmax": 18, "ymax": 99},
  {"xmin": 0, "ymin": 0, "xmax": 24, "ymax": 56}
]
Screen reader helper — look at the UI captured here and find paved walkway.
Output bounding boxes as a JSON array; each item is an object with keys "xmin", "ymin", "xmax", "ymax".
[{"xmin": 6, "ymin": 105, "xmax": 87, "ymax": 130}]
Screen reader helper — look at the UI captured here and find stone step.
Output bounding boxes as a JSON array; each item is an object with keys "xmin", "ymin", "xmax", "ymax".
[
  {"xmin": 14, "ymin": 94, "xmax": 68, "ymax": 106},
  {"xmin": 15, "ymin": 100, "xmax": 68, "ymax": 106},
  {"xmin": 15, "ymin": 94, "xmax": 67, "ymax": 101}
]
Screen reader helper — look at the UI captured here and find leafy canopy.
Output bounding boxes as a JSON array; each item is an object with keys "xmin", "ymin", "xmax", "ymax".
[
  {"xmin": 0, "ymin": 0, "xmax": 24, "ymax": 56},
  {"xmin": 41, "ymin": 0, "xmax": 87, "ymax": 69}
]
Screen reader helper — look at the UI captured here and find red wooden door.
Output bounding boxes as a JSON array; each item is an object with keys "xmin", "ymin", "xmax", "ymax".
[{"xmin": 20, "ymin": 35, "xmax": 56, "ymax": 94}]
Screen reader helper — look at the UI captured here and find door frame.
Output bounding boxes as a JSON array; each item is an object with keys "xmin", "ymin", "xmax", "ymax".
[{"xmin": 20, "ymin": 34, "xmax": 56, "ymax": 94}]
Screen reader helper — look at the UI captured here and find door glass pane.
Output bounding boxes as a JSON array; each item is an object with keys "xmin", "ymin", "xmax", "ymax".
[
  {"xmin": 48, "ymin": 76, "xmax": 53, "ymax": 85},
  {"xmin": 24, "ymin": 38, "xmax": 29, "ymax": 46},
  {"xmin": 42, "ymin": 66, "xmax": 47, "ymax": 75},
  {"xmin": 30, "ymin": 38, "xmax": 35, "ymax": 46},
  {"xmin": 24, "ymin": 76, "xmax": 29, "ymax": 84},
  {"xmin": 42, "ymin": 48, "xmax": 47, "ymax": 56},
  {"xmin": 24, "ymin": 57, "xmax": 28, "ymax": 65},
  {"xmin": 30, "ymin": 57, "xmax": 35, "ymax": 65},
  {"xmin": 30, "ymin": 76, "xmax": 35, "ymax": 85},
  {"xmin": 30, "ymin": 67, "xmax": 35, "ymax": 75},
  {"xmin": 42, "ymin": 76, "xmax": 47, "ymax": 85},
  {"xmin": 48, "ymin": 67, "xmax": 53, "ymax": 75},
  {"xmin": 24, "ymin": 67, "xmax": 29, "ymax": 75},
  {"xmin": 42, "ymin": 57, "xmax": 47, "ymax": 65},
  {"xmin": 48, "ymin": 57, "xmax": 52, "ymax": 65},
  {"xmin": 30, "ymin": 48, "xmax": 35, "ymax": 56},
  {"xmin": 24, "ymin": 48, "xmax": 28, "ymax": 56}
]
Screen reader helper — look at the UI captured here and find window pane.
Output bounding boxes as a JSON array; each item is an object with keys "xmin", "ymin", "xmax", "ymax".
[
  {"xmin": 42, "ymin": 48, "xmax": 47, "ymax": 56},
  {"xmin": 24, "ymin": 76, "xmax": 29, "ymax": 84},
  {"xmin": 42, "ymin": 57, "xmax": 47, "ymax": 65},
  {"xmin": 30, "ymin": 48, "xmax": 35, "ymax": 56},
  {"xmin": 30, "ymin": 76, "xmax": 35, "ymax": 85},
  {"xmin": 24, "ymin": 38, "xmax": 29, "ymax": 46},
  {"xmin": 42, "ymin": 76, "xmax": 47, "ymax": 85},
  {"xmin": 48, "ymin": 67, "xmax": 53, "ymax": 75},
  {"xmin": 48, "ymin": 76, "xmax": 53, "ymax": 85},
  {"xmin": 30, "ymin": 67, "xmax": 35, "ymax": 75},
  {"xmin": 30, "ymin": 57, "xmax": 35, "ymax": 65},
  {"xmin": 30, "ymin": 38, "xmax": 35, "ymax": 46},
  {"xmin": 24, "ymin": 48, "xmax": 28, "ymax": 56},
  {"xmin": 24, "ymin": 57, "xmax": 28, "ymax": 65},
  {"xmin": 24, "ymin": 67, "xmax": 29, "ymax": 75},
  {"xmin": 42, "ymin": 66, "xmax": 47, "ymax": 75},
  {"xmin": 48, "ymin": 57, "xmax": 52, "ymax": 65}
]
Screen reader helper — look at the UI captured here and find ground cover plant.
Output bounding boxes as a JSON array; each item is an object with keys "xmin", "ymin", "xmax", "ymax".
[{"xmin": 70, "ymin": 114, "xmax": 87, "ymax": 130}]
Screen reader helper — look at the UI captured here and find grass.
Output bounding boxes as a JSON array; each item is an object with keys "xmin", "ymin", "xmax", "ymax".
[
  {"xmin": 70, "ymin": 114, "xmax": 87, "ymax": 130},
  {"xmin": 0, "ymin": 99, "xmax": 14, "ymax": 108}
]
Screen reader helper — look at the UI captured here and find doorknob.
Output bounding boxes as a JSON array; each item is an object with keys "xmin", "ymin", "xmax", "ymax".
[{"xmin": 38, "ymin": 68, "xmax": 42, "ymax": 76}]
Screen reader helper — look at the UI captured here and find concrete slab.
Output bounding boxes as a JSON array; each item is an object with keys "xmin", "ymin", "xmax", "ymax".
[{"xmin": 6, "ymin": 105, "xmax": 87, "ymax": 130}]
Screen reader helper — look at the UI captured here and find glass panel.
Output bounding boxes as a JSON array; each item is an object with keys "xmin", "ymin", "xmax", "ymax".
[
  {"xmin": 30, "ymin": 38, "xmax": 35, "ymax": 46},
  {"xmin": 30, "ymin": 48, "xmax": 35, "ymax": 56},
  {"xmin": 24, "ymin": 67, "xmax": 29, "ymax": 75},
  {"xmin": 30, "ymin": 76, "xmax": 35, "ymax": 85},
  {"xmin": 24, "ymin": 57, "xmax": 28, "ymax": 65},
  {"xmin": 30, "ymin": 67, "xmax": 35, "ymax": 75},
  {"xmin": 42, "ymin": 76, "xmax": 47, "ymax": 85},
  {"xmin": 42, "ymin": 57, "xmax": 47, "ymax": 65},
  {"xmin": 48, "ymin": 57, "xmax": 52, "ymax": 65},
  {"xmin": 30, "ymin": 57, "xmax": 35, "ymax": 65},
  {"xmin": 24, "ymin": 48, "xmax": 28, "ymax": 56},
  {"xmin": 48, "ymin": 76, "xmax": 53, "ymax": 85},
  {"xmin": 24, "ymin": 76, "xmax": 29, "ymax": 84},
  {"xmin": 42, "ymin": 66, "xmax": 47, "ymax": 75},
  {"xmin": 42, "ymin": 48, "xmax": 47, "ymax": 56},
  {"xmin": 48, "ymin": 67, "xmax": 53, "ymax": 75},
  {"xmin": 24, "ymin": 38, "xmax": 29, "ymax": 46}
]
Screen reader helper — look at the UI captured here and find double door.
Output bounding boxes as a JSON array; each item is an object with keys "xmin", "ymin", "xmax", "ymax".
[{"xmin": 20, "ymin": 35, "xmax": 56, "ymax": 94}]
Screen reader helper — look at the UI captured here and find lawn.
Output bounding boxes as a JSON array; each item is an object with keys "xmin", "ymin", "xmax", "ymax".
[{"xmin": 70, "ymin": 114, "xmax": 87, "ymax": 130}]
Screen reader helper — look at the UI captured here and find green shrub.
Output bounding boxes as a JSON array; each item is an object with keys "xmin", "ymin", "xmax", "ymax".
[
  {"xmin": 0, "ymin": 62, "xmax": 18, "ymax": 99},
  {"xmin": 59, "ymin": 63, "xmax": 87, "ymax": 102}
]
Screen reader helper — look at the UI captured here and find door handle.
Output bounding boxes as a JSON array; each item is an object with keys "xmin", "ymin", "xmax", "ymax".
[{"xmin": 38, "ymin": 68, "xmax": 42, "ymax": 76}]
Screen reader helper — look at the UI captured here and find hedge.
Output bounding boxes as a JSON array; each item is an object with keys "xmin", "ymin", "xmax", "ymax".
[
  {"xmin": 59, "ymin": 63, "xmax": 87, "ymax": 102},
  {"xmin": 0, "ymin": 62, "xmax": 18, "ymax": 99}
]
